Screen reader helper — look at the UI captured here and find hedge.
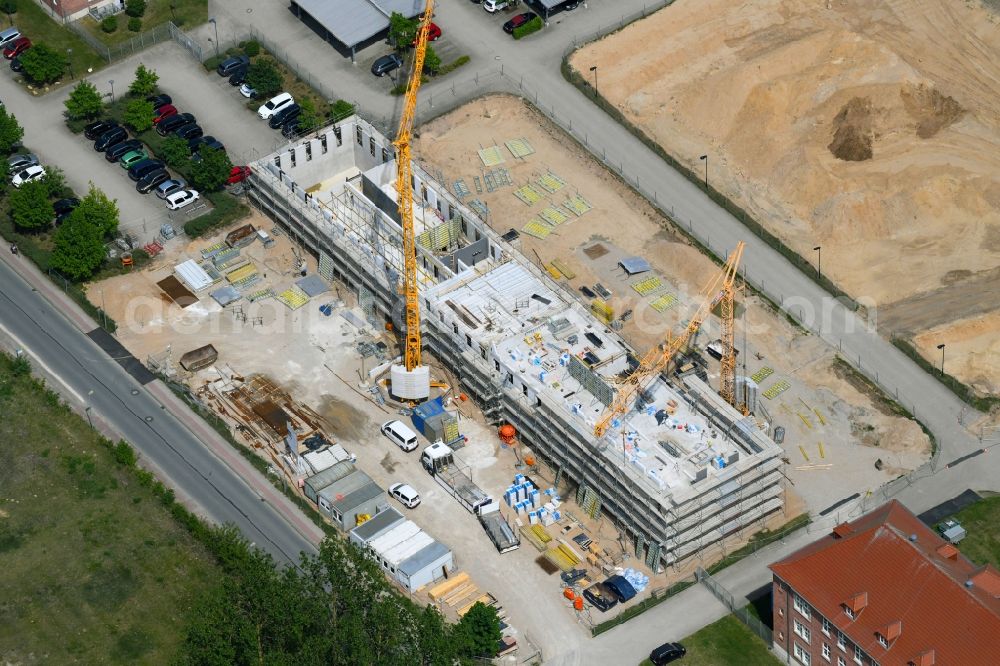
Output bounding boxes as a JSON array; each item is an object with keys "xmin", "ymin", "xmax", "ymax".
[{"xmin": 513, "ymin": 16, "xmax": 543, "ymax": 40}]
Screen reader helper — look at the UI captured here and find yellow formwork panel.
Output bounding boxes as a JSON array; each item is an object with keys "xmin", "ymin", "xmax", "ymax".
[
  {"xmin": 477, "ymin": 146, "xmax": 505, "ymax": 167},
  {"xmin": 631, "ymin": 276, "xmax": 663, "ymax": 296},
  {"xmin": 649, "ymin": 293, "xmax": 677, "ymax": 312},
  {"xmin": 539, "ymin": 206, "xmax": 569, "ymax": 226},
  {"xmin": 521, "ymin": 218, "xmax": 553, "ymax": 239},
  {"xmin": 514, "ymin": 184, "xmax": 543, "ymax": 206}
]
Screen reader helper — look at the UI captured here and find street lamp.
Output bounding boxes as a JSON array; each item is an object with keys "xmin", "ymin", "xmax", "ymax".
[
  {"xmin": 108, "ymin": 79, "xmax": 115, "ymax": 103},
  {"xmin": 589, "ymin": 65, "xmax": 598, "ymax": 93},
  {"xmin": 699, "ymin": 154, "xmax": 708, "ymax": 187},
  {"xmin": 85, "ymin": 406, "xmax": 94, "ymax": 430},
  {"xmin": 209, "ymin": 17, "xmax": 219, "ymax": 58},
  {"xmin": 813, "ymin": 246, "xmax": 822, "ymax": 280},
  {"xmin": 937, "ymin": 343, "xmax": 946, "ymax": 375},
  {"xmin": 66, "ymin": 48, "xmax": 74, "ymax": 79}
]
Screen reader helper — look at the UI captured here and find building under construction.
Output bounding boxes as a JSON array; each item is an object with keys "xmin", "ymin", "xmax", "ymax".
[{"xmin": 246, "ymin": 116, "xmax": 785, "ymax": 570}]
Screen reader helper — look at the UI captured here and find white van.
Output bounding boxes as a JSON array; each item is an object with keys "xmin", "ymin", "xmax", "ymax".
[
  {"xmin": 257, "ymin": 92, "xmax": 294, "ymax": 120},
  {"xmin": 381, "ymin": 420, "xmax": 418, "ymax": 452},
  {"xmin": 483, "ymin": 0, "xmax": 513, "ymax": 13}
]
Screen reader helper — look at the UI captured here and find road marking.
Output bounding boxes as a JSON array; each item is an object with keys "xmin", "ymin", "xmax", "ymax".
[{"xmin": 0, "ymin": 322, "xmax": 85, "ymax": 403}]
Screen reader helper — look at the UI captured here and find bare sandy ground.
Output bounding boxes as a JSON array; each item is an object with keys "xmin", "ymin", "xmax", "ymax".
[
  {"xmin": 414, "ymin": 95, "xmax": 930, "ymax": 510},
  {"xmin": 570, "ymin": 0, "xmax": 1000, "ymax": 392}
]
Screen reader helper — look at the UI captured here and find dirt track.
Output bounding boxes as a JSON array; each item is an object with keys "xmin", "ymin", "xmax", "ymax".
[{"xmin": 570, "ymin": 0, "xmax": 1000, "ymax": 391}]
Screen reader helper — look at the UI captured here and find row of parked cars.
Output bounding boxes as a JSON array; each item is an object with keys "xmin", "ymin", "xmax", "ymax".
[
  {"xmin": 215, "ymin": 56, "xmax": 308, "ymax": 138},
  {"xmin": 0, "ymin": 26, "xmax": 32, "ymax": 73},
  {"xmin": 6, "ymin": 152, "xmax": 80, "ymax": 224},
  {"xmin": 82, "ymin": 94, "xmax": 201, "ymax": 210}
]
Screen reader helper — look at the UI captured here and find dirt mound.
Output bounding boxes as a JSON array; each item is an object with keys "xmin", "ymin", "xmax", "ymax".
[
  {"xmin": 829, "ymin": 97, "xmax": 875, "ymax": 161},
  {"xmin": 901, "ymin": 83, "xmax": 964, "ymax": 138}
]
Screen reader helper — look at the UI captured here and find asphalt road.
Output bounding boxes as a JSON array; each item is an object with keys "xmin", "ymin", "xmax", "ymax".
[{"xmin": 0, "ymin": 253, "xmax": 318, "ymax": 568}]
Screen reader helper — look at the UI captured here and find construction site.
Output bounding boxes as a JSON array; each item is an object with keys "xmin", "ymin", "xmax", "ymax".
[
  {"xmin": 570, "ymin": 0, "xmax": 1000, "ymax": 396},
  {"xmin": 82, "ymin": 10, "xmax": 932, "ymax": 656}
]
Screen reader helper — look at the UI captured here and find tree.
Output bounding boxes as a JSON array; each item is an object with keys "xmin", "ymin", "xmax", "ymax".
[
  {"xmin": 331, "ymin": 99, "xmax": 355, "ymax": 120},
  {"xmin": 0, "ymin": 106, "xmax": 23, "ymax": 154},
  {"xmin": 454, "ymin": 602, "xmax": 501, "ymax": 659},
  {"xmin": 125, "ymin": 0, "xmax": 146, "ymax": 17},
  {"xmin": 424, "ymin": 45, "xmax": 441, "ymax": 75},
  {"xmin": 51, "ymin": 214, "xmax": 106, "ymax": 280},
  {"xmin": 190, "ymin": 146, "xmax": 232, "ymax": 193},
  {"xmin": 123, "ymin": 98, "xmax": 154, "ymax": 132},
  {"xmin": 245, "ymin": 59, "xmax": 281, "ymax": 98},
  {"xmin": 20, "ymin": 43, "xmax": 68, "ymax": 85},
  {"xmin": 388, "ymin": 12, "xmax": 419, "ymax": 48},
  {"xmin": 297, "ymin": 97, "xmax": 321, "ymax": 132},
  {"xmin": 9, "ymin": 180, "xmax": 54, "ymax": 232},
  {"xmin": 160, "ymin": 136, "xmax": 191, "ymax": 168},
  {"xmin": 64, "ymin": 80, "xmax": 104, "ymax": 120},
  {"xmin": 73, "ymin": 184, "xmax": 120, "ymax": 237},
  {"xmin": 129, "ymin": 63, "xmax": 158, "ymax": 96},
  {"xmin": 101, "ymin": 15, "xmax": 118, "ymax": 33},
  {"xmin": 41, "ymin": 166, "xmax": 69, "ymax": 198}
]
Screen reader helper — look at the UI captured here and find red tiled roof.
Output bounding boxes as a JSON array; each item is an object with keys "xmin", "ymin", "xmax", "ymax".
[{"xmin": 770, "ymin": 500, "xmax": 1000, "ymax": 665}]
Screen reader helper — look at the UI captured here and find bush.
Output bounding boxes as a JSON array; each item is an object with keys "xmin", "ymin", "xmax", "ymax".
[
  {"xmin": 242, "ymin": 40, "xmax": 260, "ymax": 57},
  {"xmin": 513, "ymin": 16, "xmax": 543, "ymax": 40},
  {"xmin": 128, "ymin": 17, "xmax": 142, "ymax": 32},
  {"xmin": 423, "ymin": 45, "xmax": 441, "ymax": 74},
  {"xmin": 101, "ymin": 15, "xmax": 118, "ymax": 33},
  {"xmin": 439, "ymin": 55, "xmax": 470, "ymax": 76},
  {"xmin": 123, "ymin": 98, "xmax": 154, "ymax": 132},
  {"xmin": 19, "ymin": 43, "xmax": 68, "ymax": 85},
  {"xmin": 245, "ymin": 60, "xmax": 282, "ymax": 98},
  {"xmin": 0, "ymin": 0, "xmax": 17, "ymax": 15},
  {"xmin": 331, "ymin": 99, "xmax": 355, "ymax": 120},
  {"xmin": 184, "ymin": 192, "xmax": 247, "ymax": 238},
  {"xmin": 125, "ymin": 0, "xmax": 145, "ymax": 18}
]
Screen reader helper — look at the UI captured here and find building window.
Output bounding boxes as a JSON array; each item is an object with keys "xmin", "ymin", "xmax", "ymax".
[
  {"xmin": 854, "ymin": 646, "xmax": 862, "ymax": 664},
  {"xmin": 369, "ymin": 136, "xmax": 376, "ymax": 156},
  {"xmin": 822, "ymin": 618, "xmax": 831, "ymax": 636},
  {"xmin": 876, "ymin": 634, "xmax": 888, "ymax": 649},
  {"xmin": 453, "ymin": 323, "xmax": 458, "ymax": 334},
  {"xmin": 382, "ymin": 147, "xmax": 389, "ymax": 163},
  {"xmin": 837, "ymin": 658, "xmax": 846, "ymax": 666},
  {"xmin": 356, "ymin": 125, "xmax": 363, "ymax": 146},
  {"xmin": 793, "ymin": 595, "xmax": 812, "ymax": 620},
  {"xmin": 494, "ymin": 360, "xmax": 500, "ymax": 371},
  {"xmin": 323, "ymin": 132, "xmax": 331, "ymax": 152},
  {"xmin": 465, "ymin": 334, "xmax": 472, "ymax": 347},
  {"xmin": 522, "ymin": 384, "xmax": 528, "ymax": 396},
  {"xmin": 844, "ymin": 606, "xmax": 855, "ymax": 620},
  {"xmin": 480, "ymin": 347, "xmax": 487, "ymax": 360},
  {"xmin": 871, "ymin": 661, "xmax": 879, "ymax": 666},
  {"xmin": 794, "ymin": 620, "xmax": 811, "ymax": 644},
  {"xmin": 332, "ymin": 127, "xmax": 340, "ymax": 147},
  {"xmin": 822, "ymin": 643, "xmax": 830, "ymax": 661},
  {"xmin": 837, "ymin": 632, "xmax": 846, "ymax": 650},
  {"xmin": 793, "ymin": 643, "xmax": 811, "ymax": 666}
]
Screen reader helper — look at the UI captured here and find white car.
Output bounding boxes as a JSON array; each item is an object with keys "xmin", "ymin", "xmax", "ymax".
[
  {"xmin": 239, "ymin": 83, "xmax": 257, "ymax": 99},
  {"xmin": 389, "ymin": 483, "xmax": 421, "ymax": 509},
  {"xmin": 165, "ymin": 188, "xmax": 200, "ymax": 210},
  {"xmin": 483, "ymin": 0, "xmax": 512, "ymax": 12},
  {"xmin": 12, "ymin": 164, "xmax": 45, "ymax": 188},
  {"xmin": 257, "ymin": 92, "xmax": 293, "ymax": 120}
]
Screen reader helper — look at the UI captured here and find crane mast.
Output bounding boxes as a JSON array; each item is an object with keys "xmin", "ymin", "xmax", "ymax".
[{"xmin": 593, "ymin": 241, "xmax": 745, "ymax": 438}]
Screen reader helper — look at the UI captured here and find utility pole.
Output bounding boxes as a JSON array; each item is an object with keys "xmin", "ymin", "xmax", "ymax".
[
  {"xmin": 936, "ymin": 343, "xmax": 945, "ymax": 375},
  {"xmin": 813, "ymin": 246, "xmax": 822, "ymax": 280},
  {"xmin": 589, "ymin": 65, "xmax": 598, "ymax": 94},
  {"xmin": 699, "ymin": 154, "xmax": 708, "ymax": 187}
]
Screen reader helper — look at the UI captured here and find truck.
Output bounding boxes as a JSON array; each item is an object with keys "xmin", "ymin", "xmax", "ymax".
[{"xmin": 421, "ymin": 441, "xmax": 520, "ymax": 553}]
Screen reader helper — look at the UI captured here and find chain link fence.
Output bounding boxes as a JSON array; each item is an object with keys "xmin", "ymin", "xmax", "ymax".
[
  {"xmin": 68, "ymin": 20, "xmax": 175, "ymax": 64},
  {"xmin": 696, "ymin": 567, "xmax": 773, "ymax": 645}
]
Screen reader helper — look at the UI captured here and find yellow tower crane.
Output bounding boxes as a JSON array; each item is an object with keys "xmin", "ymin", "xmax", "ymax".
[
  {"xmin": 593, "ymin": 241, "xmax": 745, "ymax": 438},
  {"xmin": 392, "ymin": 2, "xmax": 435, "ymax": 390}
]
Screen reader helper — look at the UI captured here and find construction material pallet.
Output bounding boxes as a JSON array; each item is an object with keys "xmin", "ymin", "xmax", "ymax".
[
  {"xmin": 231, "ymin": 274, "xmax": 261, "ymax": 292},
  {"xmin": 551, "ymin": 258, "xmax": 576, "ymax": 279},
  {"xmin": 247, "ymin": 288, "xmax": 275, "ymax": 302},
  {"xmin": 277, "ymin": 286, "xmax": 309, "ymax": 310},
  {"xmin": 143, "ymin": 241, "xmax": 163, "ymax": 256},
  {"xmin": 226, "ymin": 263, "xmax": 258, "ymax": 284},
  {"xmin": 452, "ymin": 179, "xmax": 471, "ymax": 200},
  {"xmin": 212, "ymin": 247, "xmax": 241, "ymax": 268},
  {"xmin": 514, "ymin": 184, "xmax": 542, "ymax": 206},
  {"xmin": 477, "ymin": 146, "xmax": 505, "ymax": 167},
  {"xmin": 763, "ymin": 379, "xmax": 791, "ymax": 400},
  {"xmin": 468, "ymin": 199, "xmax": 489, "ymax": 220},
  {"xmin": 539, "ymin": 206, "xmax": 570, "ymax": 226},
  {"xmin": 751, "ymin": 367, "xmax": 774, "ymax": 383},
  {"xmin": 536, "ymin": 171, "xmax": 565, "ymax": 193},
  {"xmin": 631, "ymin": 276, "xmax": 663, "ymax": 296},
  {"xmin": 505, "ymin": 138, "xmax": 535, "ymax": 159},
  {"xmin": 521, "ymin": 218, "xmax": 553, "ymax": 240},
  {"xmin": 564, "ymin": 195, "xmax": 593, "ymax": 216},
  {"xmin": 496, "ymin": 167, "xmax": 513, "ymax": 186},
  {"xmin": 649, "ymin": 293, "xmax": 678, "ymax": 312},
  {"xmin": 200, "ymin": 241, "xmax": 227, "ymax": 260},
  {"xmin": 429, "ymin": 572, "xmax": 470, "ymax": 601},
  {"xmin": 473, "ymin": 176, "xmax": 483, "ymax": 193}
]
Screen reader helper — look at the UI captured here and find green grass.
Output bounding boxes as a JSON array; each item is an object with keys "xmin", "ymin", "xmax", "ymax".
[
  {"xmin": 639, "ymin": 615, "xmax": 780, "ymax": 666},
  {"xmin": 79, "ymin": 0, "xmax": 207, "ymax": 46},
  {"xmin": 6, "ymin": 0, "xmax": 104, "ymax": 81},
  {"xmin": 941, "ymin": 495, "xmax": 1000, "ymax": 570},
  {"xmin": 0, "ymin": 352, "xmax": 219, "ymax": 663}
]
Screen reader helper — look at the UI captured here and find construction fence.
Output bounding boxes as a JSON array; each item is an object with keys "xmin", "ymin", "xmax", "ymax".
[{"xmin": 67, "ymin": 20, "xmax": 182, "ymax": 64}]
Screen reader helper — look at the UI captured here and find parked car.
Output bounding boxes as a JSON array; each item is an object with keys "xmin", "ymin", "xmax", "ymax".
[
  {"xmin": 649, "ymin": 643, "xmax": 686, "ymax": 666},
  {"xmin": 389, "ymin": 483, "xmax": 421, "ymax": 509},
  {"xmin": 411, "ymin": 22, "xmax": 442, "ymax": 45},
  {"xmin": 381, "ymin": 420, "xmax": 419, "ymax": 452},
  {"xmin": 94, "ymin": 126, "xmax": 128, "ymax": 151},
  {"xmin": 165, "ymin": 188, "xmax": 200, "ymax": 210},
  {"xmin": 216, "ymin": 54, "xmax": 249, "ymax": 77},
  {"xmin": 105, "ymin": 139, "xmax": 144, "ymax": 162},
  {"xmin": 136, "ymin": 169, "xmax": 171, "ymax": 193},
  {"xmin": 128, "ymin": 158, "xmax": 165, "ymax": 182},
  {"xmin": 503, "ymin": 12, "xmax": 538, "ymax": 33},
  {"xmin": 280, "ymin": 119, "xmax": 301, "ymax": 138},
  {"xmin": 483, "ymin": 0, "xmax": 514, "ymax": 13},
  {"xmin": 174, "ymin": 123, "xmax": 204, "ymax": 141},
  {"xmin": 9, "ymin": 56, "xmax": 22, "ymax": 72},
  {"xmin": 227, "ymin": 165, "xmax": 251, "ymax": 184},
  {"xmin": 155, "ymin": 178, "xmax": 186, "ymax": 200},
  {"xmin": 3, "ymin": 36, "xmax": 30, "ymax": 60},
  {"xmin": 238, "ymin": 82, "xmax": 257, "ymax": 98},
  {"xmin": 53, "ymin": 197, "xmax": 79, "ymax": 217},
  {"xmin": 146, "ymin": 93, "xmax": 172, "ymax": 110},
  {"xmin": 153, "ymin": 104, "xmax": 177, "ymax": 124},
  {"xmin": 119, "ymin": 149, "xmax": 148, "ymax": 169},
  {"xmin": 7, "ymin": 153, "xmax": 38, "ymax": 171},
  {"xmin": 268, "ymin": 103, "xmax": 300, "ymax": 129},
  {"xmin": 156, "ymin": 113, "xmax": 195, "ymax": 136},
  {"xmin": 0, "ymin": 28, "xmax": 21, "ymax": 50},
  {"xmin": 370, "ymin": 53, "xmax": 402, "ymax": 77},
  {"xmin": 562, "ymin": 0, "xmax": 581, "ymax": 9},
  {"xmin": 84, "ymin": 119, "xmax": 117, "ymax": 140},
  {"xmin": 257, "ymin": 92, "xmax": 293, "ymax": 120},
  {"xmin": 189, "ymin": 135, "xmax": 223, "ymax": 152},
  {"xmin": 228, "ymin": 66, "xmax": 247, "ymax": 86},
  {"xmin": 11, "ymin": 165, "xmax": 45, "ymax": 188}
]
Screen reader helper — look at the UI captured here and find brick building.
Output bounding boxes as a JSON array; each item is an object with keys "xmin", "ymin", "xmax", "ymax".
[{"xmin": 769, "ymin": 500, "xmax": 1000, "ymax": 666}]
